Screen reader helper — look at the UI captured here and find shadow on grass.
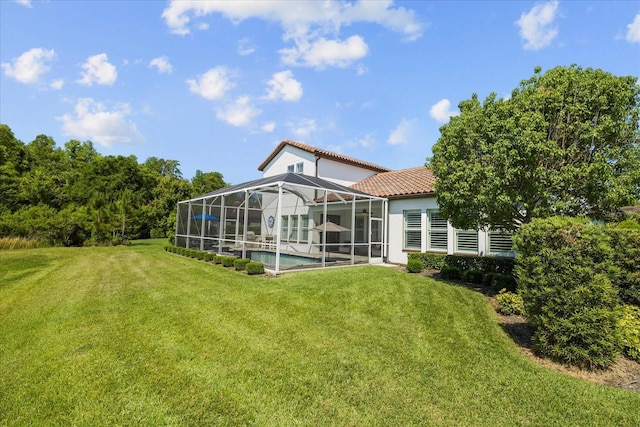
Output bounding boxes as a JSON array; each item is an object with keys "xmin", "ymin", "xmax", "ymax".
[{"xmin": 424, "ymin": 270, "xmax": 534, "ymax": 350}]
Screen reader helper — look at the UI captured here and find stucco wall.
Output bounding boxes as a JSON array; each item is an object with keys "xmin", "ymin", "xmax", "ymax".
[
  {"xmin": 262, "ymin": 146, "xmax": 317, "ymax": 177},
  {"xmin": 387, "ymin": 196, "xmax": 496, "ymax": 264},
  {"xmin": 316, "ymin": 158, "xmax": 378, "ymax": 187}
]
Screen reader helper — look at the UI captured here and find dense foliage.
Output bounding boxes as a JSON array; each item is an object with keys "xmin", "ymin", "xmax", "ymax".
[
  {"xmin": 430, "ymin": 65, "xmax": 640, "ymax": 231},
  {"xmin": 0, "ymin": 124, "xmax": 228, "ymax": 246},
  {"xmin": 514, "ymin": 217, "xmax": 622, "ymax": 369}
]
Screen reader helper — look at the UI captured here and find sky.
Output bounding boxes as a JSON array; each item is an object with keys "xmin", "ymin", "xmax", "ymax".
[{"xmin": 1, "ymin": 0, "xmax": 639, "ymax": 185}]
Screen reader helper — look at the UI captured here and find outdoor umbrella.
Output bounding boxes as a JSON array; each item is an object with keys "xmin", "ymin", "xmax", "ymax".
[
  {"xmin": 192, "ymin": 213, "xmax": 219, "ymax": 221},
  {"xmin": 311, "ymin": 221, "xmax": 349, "ymax": 233}
]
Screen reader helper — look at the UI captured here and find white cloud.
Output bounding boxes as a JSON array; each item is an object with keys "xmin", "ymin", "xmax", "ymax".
[
  {"xmin": 280, "ymin": 35, "xmax": 369, "ymax": 69},
  {"xmin": 516, "ymin": 0, "xmax": 559, "ymax": 50},
  {"xmin": 262, "ymin": 121, "xmax": 276, "ymax": 133},
  {"xmin": 78, "ymin": 53, "xmax": 117, "ymax": 86},
  {"xmin": 627, "ymin": 14, "xmax": 640, "ymax": 43},
  {"xmin": 264, "ymin": 70, "xmax": 303, "ymax": 101},
  {"xmin": 149, "ymin": 56, "xmax": 173, "ymax": 74},
  {"xmin": 238, "ymin": 37, "xmax": 256, "ymax": 56},
  {"xmin": 351, "ymin": 133, "xmax": 375, "ymax": 148},
  {"xmin": 387, "ymin": 118, "xmax": 412, "ymax": 145},
  {"xmin": 162, "ymin": 1, "xmax": 422, "ymax": 38},
  {"xmin": 288, "ymin": 118, "xmax": 316, "ymax": 139},
  {"xmin": 58, "ymin": 98, "xmax": 142, "ymax": 147},
  {"xmin": 1, "ymin": 48, "xmax": 55, "ymax": 84},
  {"xmin": 216, "ymin": 96, "xmax": 260, "ymax": 127},
  {"xmin": 429, "ymin": 98, "xmax": 459, "ymax": 123},
  {"xmin": 50, "ymin": 79, "xmax": 64, "ymax": 90},
  {"xmin": 13, "ymin": 0, "xmax": 32, "ymax": 7},
  {"xmin": 161, "ymin": 1, "xmax": 422, "ymax": 69},
  {"xmin": 187, "ymin": 67, "xmax": 234, "ymax": 100}
]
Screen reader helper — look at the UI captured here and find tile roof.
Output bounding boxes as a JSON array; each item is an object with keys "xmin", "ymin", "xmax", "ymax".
[
  {"xmin": 258, "ymin": 139, "xmax": 391, "ymax": 173},
  {"xmin": 351, "ymin": 166, "xmax": 437, "ymax": 199}
]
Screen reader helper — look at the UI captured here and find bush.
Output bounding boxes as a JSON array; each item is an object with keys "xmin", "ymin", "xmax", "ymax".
[
  {"xmin": 462, "ymin": 269, "xmax": 484, "ymax": 284},
  {"xmin": 439, "ymin": 265, "xmax": 461, "ymax": 280},
  {"xmin": 514, "ymin": 217, "xmax": 621, "ymax": 369},
  {"xmin": 607, "ymin": 228, "xmax": 640, "ymax": 306},
  {"xmin": 221, "ymin": 256, "xmax": 237, "ymax": 267},
  {"xmin": 246, "ymin": 262, "xmax": 265, "ymax": 275},
  {"xmin": 406, "ymin": 258, "xmax": 423, "ymax": 273},
  {"xmin": 619, "ymin": 305, "xmax": 640, "ymax": 363},
  {"xmin": 445, "ymin": 255, "xmax": 515, "ymax": 275},
  {"xmin": 150, "ymin": 227, "xmax": 166, "ymax": 239},
  {"xmin": 234, "ymin": 258, "xmax": 251, "ymax": 271},
  {"xmin": 213, "ymin": 255, "xmax": 222, "ymax": 265},
  {"xmin": 490, "ymin": 274, "xmax": 517, "ymax": 293},
  {"xmin": 483, "ymin": 272, "xmax": 497, "ymax": 287},
  {"xmin": 204, "ymin": 253, "xmax": 215, "ymax": 262},
  {"xmin": 496, "ymin": 290, "xmax": 525, "ymax": 316},
  {"xmin": 407, "ymin": 252, "xmax": 446, "ymax": 270}
]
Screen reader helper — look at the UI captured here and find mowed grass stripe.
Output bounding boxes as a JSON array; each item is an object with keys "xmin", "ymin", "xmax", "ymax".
[{"xmin": 1, "ymin": 241, "xmax": 639, "ymax": 426}]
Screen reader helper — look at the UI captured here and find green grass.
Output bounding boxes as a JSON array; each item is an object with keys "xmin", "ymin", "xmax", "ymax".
[{"xmin": 1, "ymin": 240, "xmax": 639, "ymax": 426}]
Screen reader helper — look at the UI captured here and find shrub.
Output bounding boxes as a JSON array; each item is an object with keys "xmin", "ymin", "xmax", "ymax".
[
  {"xmin": 490, "ymin": 274, "xmax": 517, "ymax": 293},
  {"xmin": 619, "ymin": 305, "xmax": 640, "ymax": 363},
  {"xmin": 407, "ymin": 252, "xmax": 446, "ymax": 270},
  {"xmin": 462, "ymin": 269, "xmax": 484, "ymax": 284},
  {"xmin": 246, "ymin": 262, "xmax": 265, "ymax": 275},
  {"xmin": 514, "ymin": 217, "xmax": 621, "ymax": 369},
  {"xmin": 150, "ymin": 227, "xmax": 166, "ymax": 239},
  {"xmin": 213, "ymin": 255, "xmax": 222, "ymax": 265},
  {"xmin": 445, "ymin": 255, "xmax": 515, "ymax": 275},
  {"xmin": 496, "ymin": 290, "xmax": 525, "ymax": 316},
  {"xmin": 439, "ymin": 265, "xmax": 461, "ymax": 280},
  {"xmin": 221, "ymin": 256, "xmax": 237, "ymax": 267},
  {"xmin": 406, "ymin": 258, "xmax": 423, "ymax": 273},
  {"xmin": 234, "ymin": 258, "xmax": 251, "ymax": 271},
  {"xmin": 483, "ymin": 272, "xmax": 497, "ymax": 287},
  {"xmin": 607, "ymin": 228, "xmax": 640, "ymax": 306},
  {"xmin": 204, "ymin": 253, "xmax": 215, "ymax": 262}
]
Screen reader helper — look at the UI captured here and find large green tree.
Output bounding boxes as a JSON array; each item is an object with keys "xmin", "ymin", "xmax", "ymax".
[{"xmin": 430, "ymin": 65, "xmax": 640, "ymax": 231}]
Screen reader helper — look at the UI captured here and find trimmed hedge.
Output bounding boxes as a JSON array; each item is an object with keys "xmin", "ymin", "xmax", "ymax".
[
  {"xmin": 407, "ymin": 252, "xmax": 446, "ymax": 270},
  {"xmin": 462, "ymin": 269, "xmax": 484, "ymax": 284},
  {"xmin": 406, "ymin": 258, "xmax": 423, "ymax": 273},
  {"xmin": 221, "ymin": 256, "xmax": 237, "ymax": 267},
  {"xmin": 444, "ymin": 254, "xmax": 515, "ymax": 275},
  {"xmin": 234, "ymin": 258, "xmax": 251, "ymax": 271},
  {"xmin": 514, "ymin": 217, "xmax": 621, "ymax": 369},
  {"xmin": 246, "ymin": 262, "xmax": 265, "ymax": 275},
  {"xmin": 439, "ymin": 265, "xmax": 461, "ymax": 280}
]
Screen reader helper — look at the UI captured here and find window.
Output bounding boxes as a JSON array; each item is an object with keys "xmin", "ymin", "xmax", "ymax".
[
  {"xmin": 455, "ymin": 230, "xmax": 478, "ymax": 254},
  {"xmin": 287, "ymin": 164, "xmax": 294, "ymax": 173},
  {"xmin": 300, "ymin": 215, "xmax": 309, "ymax": 242},
  {"xmin": 289, "ymin": 216, "xmax": 299, "ymax": 241},
  {"xmin": 295, "ymin": 162, "xmax": 304, "ymax": 174},
  {"xmin": 427, "ymin": 210, "xmax": 448, "ymax": 252},
  {"xmin": 403, "ymin": 210, "xmax": 422, "ymax": 250},
  {"xmin": 488, "ymin": 229, "xmax": 514, "ymax": 254},
  {"xmin": 280, "ymin": 215, "xmax": 288, "ymax": 241}
]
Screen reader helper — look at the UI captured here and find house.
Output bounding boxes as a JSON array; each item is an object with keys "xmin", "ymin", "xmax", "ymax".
[{"xmin": 175, "ymin": 140, "xmax": 513, "ymax": 273}]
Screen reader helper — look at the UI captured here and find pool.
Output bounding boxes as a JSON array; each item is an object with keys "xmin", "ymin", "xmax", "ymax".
[{"xmin": 249, "ymin": 250, "xmax": 324, "ymax": 267}]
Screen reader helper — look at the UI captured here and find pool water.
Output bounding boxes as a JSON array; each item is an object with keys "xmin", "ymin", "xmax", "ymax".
[{"xmin": 250, "ymin": 251, "xmax": 322, "ymax": 266}]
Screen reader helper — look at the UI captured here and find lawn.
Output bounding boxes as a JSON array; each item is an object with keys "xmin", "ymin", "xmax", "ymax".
[{"xmin": 1, "ymin": 240, "xmax": 639, "ymax": 426}]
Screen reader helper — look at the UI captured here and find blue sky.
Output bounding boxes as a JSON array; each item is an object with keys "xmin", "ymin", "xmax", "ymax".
[{"xmin": 1, "ymin": 0, "xmax": 639, "ymax": 185}]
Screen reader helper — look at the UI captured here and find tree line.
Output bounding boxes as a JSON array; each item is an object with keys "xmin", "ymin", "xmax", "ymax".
[{"xmin": 0, "ymin": 124, "xmax": 228, "ymax": 246}]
